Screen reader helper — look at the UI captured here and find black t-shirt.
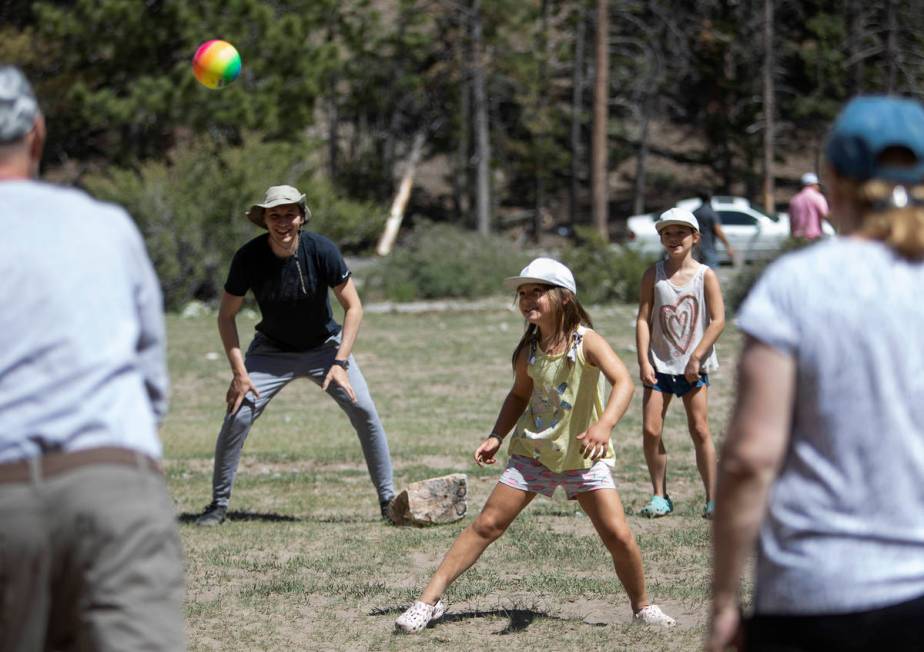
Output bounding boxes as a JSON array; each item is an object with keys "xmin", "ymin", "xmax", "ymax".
[
  {"xmin": 693, "ymin": 204, "xmax": 718, "ymax": 257},
  {"xmin": 224, "ymin": 232, "xmax": 351, "ymax": 351}
]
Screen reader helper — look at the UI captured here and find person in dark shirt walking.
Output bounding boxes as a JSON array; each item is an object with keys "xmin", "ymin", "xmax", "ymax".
[
  {"xmin": 196, "ymin": 185, "xmax": 396, "ymax": 525},
  {"xmin": 693, "ymin": 191, "xmax": 736, "ymax": 268}
]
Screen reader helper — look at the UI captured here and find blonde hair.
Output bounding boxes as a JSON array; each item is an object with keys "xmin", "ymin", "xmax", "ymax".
[
  {"xmin": 511, "ymin": 286, "xmax": 593, "ymax": 368},
  {"xmin": 831, "ymin": 176, "xmax": 924, "ymax": 260}
]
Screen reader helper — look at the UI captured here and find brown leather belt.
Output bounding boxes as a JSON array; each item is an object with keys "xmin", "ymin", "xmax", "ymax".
[{"xmin": 0, "ymin": 447, "xmax": 162, "ymax": 484}]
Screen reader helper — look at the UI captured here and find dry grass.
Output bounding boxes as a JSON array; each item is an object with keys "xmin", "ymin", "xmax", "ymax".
[{"xmin": 164, "ymin": 301, "xmax": 744, "ymax": 651}]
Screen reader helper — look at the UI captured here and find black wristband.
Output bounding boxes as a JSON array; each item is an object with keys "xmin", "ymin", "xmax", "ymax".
[{"xmin": 488, "ymin": 432, "xmax": 504, "ymax": 442}]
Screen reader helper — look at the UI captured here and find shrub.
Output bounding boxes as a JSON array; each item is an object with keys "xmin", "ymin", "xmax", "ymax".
[
  {"xmin": 361, "ymin": 223, "xmax": 654, "ymax": 305},
  {"xmin": 559, "ymin": 227, "xmax": 656, "ymax": 305},
  {"xmin": 726, "ymin": 238, "xmax": 812, "ymax": 312},
  {"xmin": 83, "ymin": 133, "xmax": 383, "ymax": 310},
  {"xmin": 362, "ymin": 221, "xmax": 531, "ymax": 302}
]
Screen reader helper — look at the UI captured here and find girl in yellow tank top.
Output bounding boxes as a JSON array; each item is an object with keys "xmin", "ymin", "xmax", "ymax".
[{"xmin": 395, "ymin": 258, "xmax": 675, "ymax": 633}]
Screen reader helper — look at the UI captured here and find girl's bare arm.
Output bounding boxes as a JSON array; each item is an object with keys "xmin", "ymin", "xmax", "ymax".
[
  {"xmin": 475, "ymin": 348, "xmax": 532, "ymax": 465},
  {"xmin": 578, "ymin": 330, "xmax": 636, "ymax": 459},
  {"xmin": 686, "ymin": 267, "xmax": 726, "ymax": 380},
  {"xmin": 635, "ymin": 266, "xmax": 657, "ymax": 385}
]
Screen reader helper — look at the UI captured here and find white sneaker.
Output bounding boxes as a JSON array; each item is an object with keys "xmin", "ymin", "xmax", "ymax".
[
  {"xmin": 394, "ymin": 599, "xmax": 446, "ymax": 633},
  {"xmin": 633, "ymin": 604, "xmax": 676, "ymax": 627}
]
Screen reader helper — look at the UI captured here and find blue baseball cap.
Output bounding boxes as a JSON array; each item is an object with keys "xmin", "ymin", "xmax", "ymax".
[{"xmin": 825, "ymin": 96, "xmax": 924, "ymax": 184}]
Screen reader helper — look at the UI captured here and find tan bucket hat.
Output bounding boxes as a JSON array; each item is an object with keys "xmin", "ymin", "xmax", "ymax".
[{"xmin": 245, "ymin": 185, "xmax": 311, "ymax": 228}]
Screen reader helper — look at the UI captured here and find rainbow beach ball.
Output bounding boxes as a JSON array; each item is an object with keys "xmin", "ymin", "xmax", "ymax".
[{"xmin": 192, "ymin": 39, "xmax": 241, "ymax": 89}]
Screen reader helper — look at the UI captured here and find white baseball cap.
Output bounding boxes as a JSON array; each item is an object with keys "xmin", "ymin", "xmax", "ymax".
[
  {"xmin": 655, "ymin": 207, "xmax": 700, "ymax": 233},
  {"xmin": 800, "ymin": 172, "xmax": 819, "ymax": 186},
  {"xmin": 504, "ymin": 257, "xmax": 577, "ymax": 295}
]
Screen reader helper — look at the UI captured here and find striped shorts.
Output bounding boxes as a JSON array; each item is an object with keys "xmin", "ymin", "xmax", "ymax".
[{"xmin": 498, "ymin": 454, "xmax": 616, "ymax": 499}]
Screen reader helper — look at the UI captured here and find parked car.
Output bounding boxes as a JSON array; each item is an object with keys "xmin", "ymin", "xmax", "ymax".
[{"xmin": 624, "ymin": 195, "xmax": 834, "ymax": 264}]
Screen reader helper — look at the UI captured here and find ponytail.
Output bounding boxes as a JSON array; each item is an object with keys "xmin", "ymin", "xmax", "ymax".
[{"xmin": 848, "ymin": 179, "xmax": 924, "ymax": 259}]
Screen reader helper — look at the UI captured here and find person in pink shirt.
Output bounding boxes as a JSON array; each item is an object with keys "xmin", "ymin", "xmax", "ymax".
[{"xmin": 788, "ymin": 172, "xmax": 830, "ymax": 239}]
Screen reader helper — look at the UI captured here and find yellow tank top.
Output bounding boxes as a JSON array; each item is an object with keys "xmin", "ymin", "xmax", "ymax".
[{"xmin": 507, "ymin": 326, "xmax": 615, "ymax": 472}]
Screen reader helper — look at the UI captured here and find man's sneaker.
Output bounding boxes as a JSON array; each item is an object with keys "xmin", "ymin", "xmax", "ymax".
[
  {"xmin": 394, "ymin": 599, "xmax": 446, "ymax": 633},
  {"xmin": 381, "ymin": 498, "xmax": 397, "ymax": 524},
  {"xmin": 703, "ymin": 499, "xmax": 716, "ymax": 520},
  {"xmin": 639, "ymin": 495, "xmax": 673, "ymax": 518},
  {"xmin": 195, "ymin": 503, "xmax": 227, "ymax": 527},
  {"xmin": 633, "ymin": 604, "xmax": 676, "ymax": 627}
]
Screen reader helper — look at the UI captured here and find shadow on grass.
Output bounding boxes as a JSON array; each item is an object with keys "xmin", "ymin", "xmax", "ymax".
[
  {"xmin": 374, "ymin": 605, "xmax": 563, "ymax": 634},
  {"xmin": 177, "ymin": 510, "xmax": 300, "ymax": 524}
]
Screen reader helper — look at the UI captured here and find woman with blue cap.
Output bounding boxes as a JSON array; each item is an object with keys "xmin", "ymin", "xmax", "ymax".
[{"xmin": 708, "ymin": 96, "xmax": 924, "ymax": 651}]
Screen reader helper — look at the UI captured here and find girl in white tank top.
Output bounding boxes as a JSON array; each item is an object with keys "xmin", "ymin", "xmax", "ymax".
[
  {"xmin": 649, "ymin": 260, "xmax": 719, "ymax": 375},
  {"xmin": 635, "ymin": 209, "xmax": 727, "ymax": 521}
]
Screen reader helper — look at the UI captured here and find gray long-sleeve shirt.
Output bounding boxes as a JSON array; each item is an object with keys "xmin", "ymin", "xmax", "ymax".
[{"xmin": 0, "ymin": 180, "xmax": 168, "ymax": 462}]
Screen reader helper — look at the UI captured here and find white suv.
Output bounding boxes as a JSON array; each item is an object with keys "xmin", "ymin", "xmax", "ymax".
[{"xmin": 625, "ymin": 196, "xmax": 833, "ymax": 264}]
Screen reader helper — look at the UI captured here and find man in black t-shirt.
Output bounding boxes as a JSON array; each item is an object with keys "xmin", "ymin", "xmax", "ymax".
[
  {"xmin": 196, "ymin": 185, "xmax": 395, "ymax": 525},
  {"xmin": 693, "ymin": 191, "xmax": 736, "ymax": 268}
]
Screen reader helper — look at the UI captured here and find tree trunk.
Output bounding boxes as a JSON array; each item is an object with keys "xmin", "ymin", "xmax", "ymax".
[
  {"xmin": 326, "ymin": 75, "xmax": 339, "ymax": 181},
  {"xmin": 376, "ymin": 131, "xmax": 426, "ymax": 256},
  {"xmin": 471, "ymin": 0, "xmax": 492, "ymax": 235},
  {"xmin": 325, "ymin": 20, "xmax": 339, "ymax": 180},
  {"xmin": 886, "ymin": 0, "xmax": 898, "ymax": 94},
  {"xmin": 453, "ymin": 16, "xmax": 471, "ymax": 224},
  {"xmin": 633, "ymin": 99, "xmax": 650, "ymax": 216},
  {"xmin": 569, "ymin": 6, "xmax": 586, "ymax": 227},
  {"xmin": 761, "ymin": 0, "xmax": 775, "ymax": 214},
  {"xmin": 592, "ymin": 0, "xmax": 609, "ymax": 241},
  {"xmin": 847, "ymin": 0, "xmax": 864, "ymax": 94},
  {"xmin": 532, "ymin": 0, "xmax": 551, "ymax": 243}
]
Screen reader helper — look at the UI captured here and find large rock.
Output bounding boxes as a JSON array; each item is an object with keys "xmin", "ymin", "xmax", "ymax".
[{"xmin": 388, "ymin": 473, "xmax": 468, "ymax": 526}]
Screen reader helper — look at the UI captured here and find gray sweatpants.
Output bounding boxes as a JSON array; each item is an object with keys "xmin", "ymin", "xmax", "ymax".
[{"xmin": 210, "ymin": 332, "xmax": 395, "ymax": 509}]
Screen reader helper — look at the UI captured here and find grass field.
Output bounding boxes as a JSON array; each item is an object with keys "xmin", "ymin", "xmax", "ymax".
[{"xmin": 164, "ymin": 300, "xmax": 746, "ymax": 651}]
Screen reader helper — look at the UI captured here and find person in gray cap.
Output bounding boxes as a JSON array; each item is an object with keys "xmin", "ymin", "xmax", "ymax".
[
  {"xmin": 708, "ymin": 96, "xmax": 924, "ymax": 651},
  {"xmin": 195, "ymin": 184, "xmax": 396, "ymax": 526},
  {"xmin": 0, "ymin": 65, "xmax": 184, "ymax": 650}
]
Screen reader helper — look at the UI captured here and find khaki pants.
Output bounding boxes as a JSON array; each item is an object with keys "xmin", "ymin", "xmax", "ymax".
[{"xmin": 0, "ymin": 454, "xmax": 185, "ymax": 651}]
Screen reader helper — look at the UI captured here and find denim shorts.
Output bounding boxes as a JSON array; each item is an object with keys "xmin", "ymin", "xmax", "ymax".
[
  {"xmin": 498, "ymin": 455, "xmax": 616, "ymax": 500},
  {"xmin": 649, "ymin": 371, "xmax": 710, "ymax": 397}
]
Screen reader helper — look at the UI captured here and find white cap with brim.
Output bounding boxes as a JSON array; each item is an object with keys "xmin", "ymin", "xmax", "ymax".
[
  {"xmin": 503, "ymin": 257, "xmax": 577, "ymax": 295},
  {"xmin": 800, "ymin": 172, "xmax": 819, "ymax": 186},
  {"xmin": 655, "ymin": 207, "xmax": 700, "ymax": 233},
  {"xmin": 246, "ymin": 185, "xmax": 311, "ymax": 228}
]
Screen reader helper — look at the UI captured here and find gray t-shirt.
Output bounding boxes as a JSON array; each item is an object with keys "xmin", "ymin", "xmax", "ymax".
[
  {"xmin": 737, "ymin": 237, "xmax": 924, "ymax": 615},
  {"xmin": 0, "ymin": 180, "xmax": 168, "ymax": 462}
]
